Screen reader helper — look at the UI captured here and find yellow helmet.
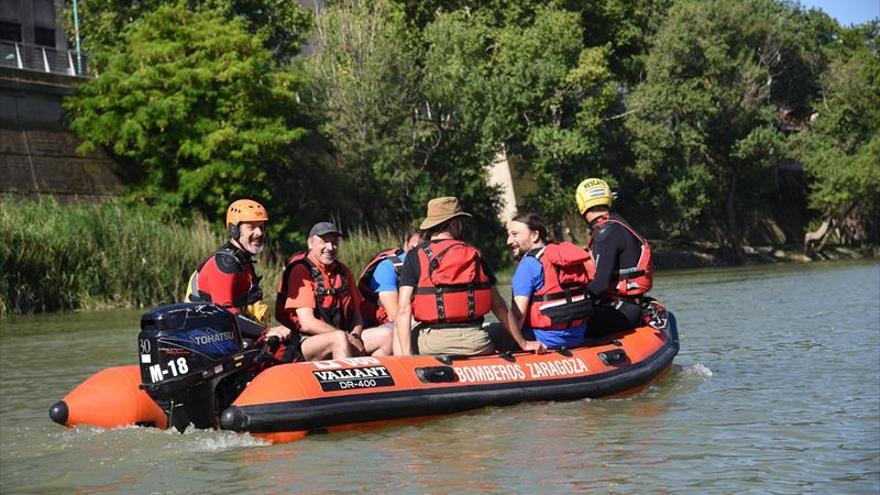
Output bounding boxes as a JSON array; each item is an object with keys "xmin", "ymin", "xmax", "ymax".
[
  {"xmin": 575, "ymin": 178, "xmax": 613, "ymax": 214},
  {"xmin": 226, "ymin": 199, "xmax": 268, "ymax": 238}
]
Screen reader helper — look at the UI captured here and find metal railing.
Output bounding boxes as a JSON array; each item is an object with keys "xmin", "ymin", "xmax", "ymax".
[{"xmin": 0, "ymin": 41, "xmax": 89, "ymax": 77}]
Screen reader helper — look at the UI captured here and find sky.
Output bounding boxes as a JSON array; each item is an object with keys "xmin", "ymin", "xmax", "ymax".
[{"xmin": 796, "ymin": 0, "xmax": 879, "ymax": 26}]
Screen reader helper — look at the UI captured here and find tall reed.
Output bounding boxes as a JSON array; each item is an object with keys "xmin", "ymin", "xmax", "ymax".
[
  {"xmin": 1, "ymin": 198, "xmax": 409, "ymax": 316},
  {"xmin": 0, "ymin": 196, "xmax": 220, "ymax": 315}
]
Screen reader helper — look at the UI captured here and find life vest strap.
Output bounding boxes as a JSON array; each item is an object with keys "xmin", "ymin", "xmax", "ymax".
[
  {"xmin": 617, "ymin": 268, "xmax": 646, "ymax": 279},
  {"xmin": 421, "ymin": 317, "xmax": 485, "ymax": 329},
  {"xmin": 414, "ymin": 282, "xmax": 493, "ymax": 294},
  {"xmin": 532, "ymin": 287, "xmax": 590, "ymax": 302}
]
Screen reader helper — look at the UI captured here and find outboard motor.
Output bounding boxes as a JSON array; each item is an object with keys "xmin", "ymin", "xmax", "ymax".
[{"xmin": 138, "ymin": 303, "xmax": 264, "ymax": 431}]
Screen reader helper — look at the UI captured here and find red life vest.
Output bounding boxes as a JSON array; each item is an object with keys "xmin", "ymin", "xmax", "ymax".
[
  {"xmin": 275, "ymin": 253, "xmax": 354, "ymax": 331},
  {"xmin": 586, "ymin": 216, "xmax": 654, "ymax": 296},
  {"xmin": 186, "ymin": 243, "xmax": 262, "ymax": 313},
  {"xmin": 357, "ymin": 248, "xmax": 404, "ymax": 325},
  {"xmin": 526, "ymin": 242, "xmax": 592, "ymax": 330},
  {"xmin": 411, "ymin": 239, "xmax": 493, "ymax": 324}
]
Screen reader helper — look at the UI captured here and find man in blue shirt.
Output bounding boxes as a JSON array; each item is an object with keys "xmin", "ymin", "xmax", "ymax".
[
  {"xmin": 507, "ymin": 213, "xmax": 590, "ymax": 350},
  {"xmin": 359, "ymin": 230, "xmax": 424, "ymax": 329}
]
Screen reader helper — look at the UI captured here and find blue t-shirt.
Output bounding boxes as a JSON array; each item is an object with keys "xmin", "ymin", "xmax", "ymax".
[
  {"xmin": 363, "ymin": 252, "xmax": 406, "ymax": 327},
  {"xmin": 512, "ymin": 255, "xmax": 586, "ymax": 349},
  {"xmin": 369, "ymin": 252, "xmax": 407, "ymax": 294}
]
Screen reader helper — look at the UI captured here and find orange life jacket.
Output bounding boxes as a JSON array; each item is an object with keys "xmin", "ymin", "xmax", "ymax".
[
  {"xmin": 275, "ymin": 253, "xmax": 354, "ymax": 331},
  {"xmin": 526, "ymin": 242, "xmax": 592, "ymax": 330},
  {"xmin": 411, "ymin": 239, "xmax": 493, "ymax": 324},
  {"xmin": 357, "ymin": 248, "xmax": 404, "ymax": 325},
  {"xmin": 586, "ymin": 216, "xmax": 654, "ymax": 297}
]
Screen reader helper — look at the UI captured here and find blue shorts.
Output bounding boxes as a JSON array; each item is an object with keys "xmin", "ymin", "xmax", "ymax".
[{"xmin": 523, "ymin": 326, "xmax": 586, "ymax": 349}]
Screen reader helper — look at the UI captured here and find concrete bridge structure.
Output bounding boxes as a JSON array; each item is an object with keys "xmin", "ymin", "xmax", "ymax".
[{"xmin": 1, "ymin": 0, "xmax": 122, "ymax": 199}]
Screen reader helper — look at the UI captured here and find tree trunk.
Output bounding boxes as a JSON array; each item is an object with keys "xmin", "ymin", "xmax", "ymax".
[
  {"xmin": 723, "ymin": 169, "xmax": 744, "ymax": 261},
  {"xmin": 804, "ymin": 218, "xmax": 832, "ymax": 258}
]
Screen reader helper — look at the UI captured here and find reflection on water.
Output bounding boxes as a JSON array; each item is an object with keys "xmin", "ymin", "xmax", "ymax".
[{"xmin": 1, "ymin": 260, "xmax": 878, "ymax": 494}]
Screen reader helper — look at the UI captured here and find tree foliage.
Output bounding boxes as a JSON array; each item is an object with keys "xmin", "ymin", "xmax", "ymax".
[
  {"xmin": 421, "ymin": 7, "xmax": 623, "ymax": 227},
  {"xmin": 796, "ymin": 22, "xmax": 880, "ymax": 244},
  {"xmin": 62, "ymin": 0, "xmax": 878, "ymax": 260},
  {"xmin": 305, "ymin": 0, "xmax": 427, "ymax": 225},
  {"xmin": 305, "ymin": 0, "xmax": 506, "ymax": 262},
  {"xmin": 66, "ymin": 2, "xmax": 308, "ymax": 224},
  {"xmin": 70, "ymin": 0, "xmax": 311, "ymax": 65},
  {"xmin": 625, "ymin": 0, "xmax": 824, "ymax": 256}
]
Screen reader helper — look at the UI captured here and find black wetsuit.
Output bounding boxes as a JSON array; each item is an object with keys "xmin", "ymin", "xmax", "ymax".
[{"xmin": 586, "ymin": 213, "xmax": 644, "ymax": 334}]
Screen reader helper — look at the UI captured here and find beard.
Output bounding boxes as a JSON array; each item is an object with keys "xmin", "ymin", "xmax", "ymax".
[
  {"xmin": 510, "ymin": 246, "xmax": 524, "ymax": 260},
  {"xmin": 244, "ymin": 237, "xmax": 265, "ymax": 255}
]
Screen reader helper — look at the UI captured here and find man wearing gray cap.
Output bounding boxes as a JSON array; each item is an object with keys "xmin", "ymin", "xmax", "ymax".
[
  {"xmin": 394, "ymin": 197, "xmax": 519, "ymax": 356},
  {"xmin": 276, "ymin": 222, "xmax": 393, "ymax": 360}
]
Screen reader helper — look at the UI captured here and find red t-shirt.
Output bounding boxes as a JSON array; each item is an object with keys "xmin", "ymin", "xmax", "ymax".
[{"xmin": 277, "ymin": 254, "xmax": 361, "ymax": 328}]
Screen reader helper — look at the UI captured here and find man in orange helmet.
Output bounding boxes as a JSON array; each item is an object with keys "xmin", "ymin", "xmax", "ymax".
[{"xmin": 186, "ymin": 199, "xmax": 291, "ymax": 347}]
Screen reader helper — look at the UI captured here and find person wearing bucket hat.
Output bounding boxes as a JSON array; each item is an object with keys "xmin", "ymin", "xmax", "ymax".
[
  {"xmin": 575, "ymin": 178, "xmax": 654, "ymax": 334},
  {"xmin": 185, "ymin": 199, "xmax": 291, "ymax": 347},
  {"xmin": 393, "ymin": 197, "xmax": 521, "ymax": 356},
  {"xmin": 276, "ymin": 222, "xmax": 393, "ymax": 360}
]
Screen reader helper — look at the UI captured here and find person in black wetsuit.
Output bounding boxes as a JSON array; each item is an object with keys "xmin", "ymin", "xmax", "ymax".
[
  {"xmin": 186, "ymin": 199, "xmax": 291, "ymax": 346},
  {"xmin": 576, "ymin": 178, "xmax": 655, "ymax": 335}
]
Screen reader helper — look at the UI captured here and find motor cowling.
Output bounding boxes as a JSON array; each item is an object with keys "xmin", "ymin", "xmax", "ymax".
[{"xmin": 138, "ymin": 303, "xmax": 249, "ymax": 431}]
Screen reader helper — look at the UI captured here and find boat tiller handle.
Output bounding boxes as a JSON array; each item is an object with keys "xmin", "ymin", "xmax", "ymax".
[
  {"xmin": 416, "ymin": 366, "xmax": 458, "ymax": 383},
  {"xmin": 598, "ymin": 349, "xmax": 628, "ymax": 366}
]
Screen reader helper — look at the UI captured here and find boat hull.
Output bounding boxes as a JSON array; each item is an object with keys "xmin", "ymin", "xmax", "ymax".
[
  {"xmin": 50, "ymin": 320, "xmax": 678, "ymax": 443},
  {"xmin": 49, "ymin": 365, "xmax": 168, "ymax": 429},
  {"xmin": 222, "ymin": 323, "xmax": 678, "ymax": 442}
]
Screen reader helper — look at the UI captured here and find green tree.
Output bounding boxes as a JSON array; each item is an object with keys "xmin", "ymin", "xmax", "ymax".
[
  {"xmin": 304, "ymin": 0, "xmax": 506, "ymax": 262},
  {"xmin": 796, "ymin": 22, "xmax": 880, "ymax": 247},
  {"xmin": 70, "ymin": 0, "xmax": 310, "ymax": 66},
  {"xmin": 305, "ymin": 0, "xmax": 427, "ymax": 225},
  {"xmin": 422, "ymin": 7, "xmax": 622, "ymax": 227},
  {"xmin": 625, "ymin": 0, "xmax": 820, "ymax": 258},
  {"xmin": 66, "ymin": 2, "xmax": 308, "ymax": 223}
]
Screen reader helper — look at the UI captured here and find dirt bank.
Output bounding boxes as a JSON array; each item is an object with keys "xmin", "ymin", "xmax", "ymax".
[{"xmin": 652, "ymin": 241, "xmax": 877, "ymax": 270}]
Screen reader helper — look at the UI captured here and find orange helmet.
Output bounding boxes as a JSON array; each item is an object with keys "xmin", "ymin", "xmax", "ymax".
[{"xmin": 226, "ymin": 199, "xmax": 268, "ymax": 238}]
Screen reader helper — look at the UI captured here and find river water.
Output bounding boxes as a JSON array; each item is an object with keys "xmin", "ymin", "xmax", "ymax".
[{"xmin": 1, "ymin": 260, "xmax": 878, "ymax": 494}]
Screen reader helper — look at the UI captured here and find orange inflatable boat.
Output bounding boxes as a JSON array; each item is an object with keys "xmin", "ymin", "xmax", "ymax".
[{"xmin": 50, "ymin": 303, "xmax": 679, "ymax": 443}]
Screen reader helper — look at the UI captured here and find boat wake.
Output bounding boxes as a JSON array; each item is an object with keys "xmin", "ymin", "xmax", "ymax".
[
  {"xmin": 173, "ymin": 428, "xmax": 268, "ymax": 451},
  {"xmin": 683, "ymin": 362, "xmax": 714, "ymax": 378}
]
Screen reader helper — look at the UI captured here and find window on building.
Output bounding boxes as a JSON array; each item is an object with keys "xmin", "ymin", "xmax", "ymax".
[
  {"xmin": 0, "ymin": 21, "xmax": 22, "ymax": 42},
  {"xmin": 33, "ymin": 26, "xmax": 55, "ymax": 47},
  {"xmin": 32, "ymin": 0, "xmax": 57, "ymax": 28}
]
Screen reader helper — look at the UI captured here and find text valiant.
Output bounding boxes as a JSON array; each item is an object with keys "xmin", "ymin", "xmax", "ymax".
[{"xmin": 313, "ymin": 366, "xmax": 390, "ymax": 382}]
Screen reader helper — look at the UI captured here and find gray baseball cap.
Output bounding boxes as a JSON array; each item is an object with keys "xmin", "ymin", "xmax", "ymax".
[{"xmin": 309, "ymin": 222, "xmax": 342, "ymax": 238}]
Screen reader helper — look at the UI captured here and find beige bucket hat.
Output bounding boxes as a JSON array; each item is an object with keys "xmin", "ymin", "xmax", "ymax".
[{"xmin": 419, "ymin": 196, "xmax": 473, "ymax": 230}]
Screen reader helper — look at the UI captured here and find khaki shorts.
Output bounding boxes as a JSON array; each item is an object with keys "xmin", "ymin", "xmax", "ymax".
[{"xmin": 416, "ymin": 324, "xmax": 494, "ymax": 356}]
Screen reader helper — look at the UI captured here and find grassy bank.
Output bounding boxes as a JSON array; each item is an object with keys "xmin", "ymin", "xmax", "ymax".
[
  {"xmin": 1, "ymin": 197, "xmax": 221, "ymax": 315},
  {"xmin": 9, "ymin": 197, "xmax": 866, "ymax": 317},
  {"xmin": 0, "ymin": 197, "xmax": 405, "ymax": 316}
]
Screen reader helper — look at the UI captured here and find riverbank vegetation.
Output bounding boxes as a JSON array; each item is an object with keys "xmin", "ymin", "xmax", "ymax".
[
  {"xmin": 1, "ymin": 197, "xmax": 215, "ymax": 315},
  {"xmin": 6, "ymin": 0, "xmax": 873, "ymax": 314},
  {"xmin": 62, "ymin": 0, "xmax": 876, "ymax": 261},
  {"xmin": 0, "ymin": 197, "xmax": 404, "ymax": 316}
]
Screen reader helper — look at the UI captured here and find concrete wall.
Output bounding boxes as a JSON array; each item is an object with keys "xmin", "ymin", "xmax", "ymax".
[{"xmin": 0, "ymin": 66, "xmax": 122, "ymax": 198}]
